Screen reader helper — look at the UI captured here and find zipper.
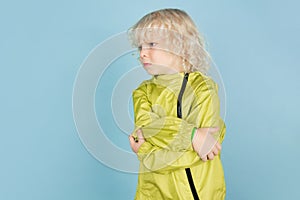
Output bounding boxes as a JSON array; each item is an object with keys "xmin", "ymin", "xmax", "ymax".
[{"xmin": 177, "ymin": 73, "xmax": 200, "ymax": 200}]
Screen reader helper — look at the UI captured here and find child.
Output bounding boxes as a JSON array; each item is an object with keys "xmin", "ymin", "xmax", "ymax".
[{"xmin": 128, "ymin": 8, "xmax": 226, "ymax": 200}]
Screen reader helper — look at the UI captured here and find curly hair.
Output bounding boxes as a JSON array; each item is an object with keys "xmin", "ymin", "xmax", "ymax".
[{"xmin": 127, "ymin": 8, "xmax": 211, "ymax": 74}]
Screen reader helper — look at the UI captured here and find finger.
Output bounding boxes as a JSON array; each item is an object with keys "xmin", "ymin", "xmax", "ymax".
[
  {"xmin": 216, "ymin": 142, "xmax": 222, "ymax": 151},
  {"xmin": 129, "ymin": 135, "xmax": 135, "ymax": 145},
  {"xmin": 196, "ymin": 127, "xmax": 219, "ymax": 136},
  {"xmin": 208, "ymin": 127, "xmax": 219, "ymax": 134},
  {"xmin": 199, "ymin": 127, "xmax": 213, "ymax": 134},
  {"xmin": 201, "ymin": 155, "xmax": 208, "ymax": 162},
  {"xmin": 207, "ymin": 152, "xmax": 215, "ymax": 160},
  {"xmin": 136, "ymin": 129, "xmax": 145, "ymax": 141},
  {"xmin": 199, "ymin": 134, "xmax": 217, "ymax": 156},
  {"xmin": 136, "ymin": 128, "xmax": 141, "ymax": 133},
  {"xmin": 129, "ymin": 136, "xmax": 137, "ymax": 152},
  {"xmin": 211, "ymin": 145, "xmax": 219, "ymax": 156}
]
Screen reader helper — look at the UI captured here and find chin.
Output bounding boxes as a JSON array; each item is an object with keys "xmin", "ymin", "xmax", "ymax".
[
  {"xmin": 145, "ymin": 69, "xmax": 157, "ymax": 75},
  {"xmin": 147, "ymin": 72, "xmax": 157, "ymax": 76}
]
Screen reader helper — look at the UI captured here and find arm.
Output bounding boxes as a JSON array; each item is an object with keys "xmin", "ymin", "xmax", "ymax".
[
  {"xmin": 137, "ymin": 141, "xmax": 201, "ymax": 173},
  {"xmin": 132, "ymin": 83, "xmax": 195, "ymax": 152},
  {"xmin": 132, "ymin": 78, "xmax": 225, "ymax": 150},
  {"xmin": 129, "ymin": 129, "xmax": 201, "ymax": 173},
  {"xmin": 186, "ymin": 78, "xmax": 226, "ymax": 143},
  {"xmin": 131, "ymin": 77, "xmax": 225, "ymax": 173}
]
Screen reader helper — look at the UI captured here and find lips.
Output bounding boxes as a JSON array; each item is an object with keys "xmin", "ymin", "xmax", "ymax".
[{"xmin": 143, "ymin": 63, "xmax": 152, "ymax": 67}]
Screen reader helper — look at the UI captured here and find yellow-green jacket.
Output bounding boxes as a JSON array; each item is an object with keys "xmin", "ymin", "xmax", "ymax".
[{"xmin": 132, "ymin": 72, "xmax": 226, "ymax": 200}]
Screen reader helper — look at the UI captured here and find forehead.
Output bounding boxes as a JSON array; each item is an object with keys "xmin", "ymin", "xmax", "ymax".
[{"xmin": 132, "ymin": 27, "xmax": 180, "ymax": 46}]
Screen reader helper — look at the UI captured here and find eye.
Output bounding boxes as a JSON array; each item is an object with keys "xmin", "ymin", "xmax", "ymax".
[
  {"xmin": 137, "ymin": 42, "xmax": 158, "ymax": 51},
  {"xmin": 149, "ymin": 42, "xmax": 157, "ymax": 48}
]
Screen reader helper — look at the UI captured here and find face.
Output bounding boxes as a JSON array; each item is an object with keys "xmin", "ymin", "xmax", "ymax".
[{"xmin": 138, "ymin": 40, "xmax": 184, "ymax": 75}]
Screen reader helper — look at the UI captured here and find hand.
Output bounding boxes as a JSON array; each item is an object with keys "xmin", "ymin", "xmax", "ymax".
[
  {"xmin": 129, "ymin": 129, "xmax": 145, "ymax": 153},
  {"xmin": 203, "ymin": 141, "xmax": 221, "ymax": 162},
  {"xmin": 192, "ymin": 127, "xmax": 222, "ymax": 162}
]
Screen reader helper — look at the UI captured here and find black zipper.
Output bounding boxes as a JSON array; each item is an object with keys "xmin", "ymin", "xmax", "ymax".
[
  {"xmin": 177, "ymin": 73, "xmax": 200, "ymax": 200},
  {"xmin": 177, "ymin": 73, "xmax": 189, "ymax": 119}
]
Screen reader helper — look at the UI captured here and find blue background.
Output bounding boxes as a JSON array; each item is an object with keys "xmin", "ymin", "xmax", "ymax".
[{"xmin": 1, "ymin": 0, "xmax": 299, "ymax": 199}]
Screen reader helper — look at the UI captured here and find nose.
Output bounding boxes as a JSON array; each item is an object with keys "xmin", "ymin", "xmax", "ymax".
[{"xmin": 139, "ymin": 46, "xmax": 149, "ymax": 59}]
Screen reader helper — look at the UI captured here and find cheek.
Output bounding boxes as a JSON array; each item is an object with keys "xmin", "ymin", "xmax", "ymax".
[
  {"xmin": 161, "ymin": 53, "xmax": 181, "ymax": 66},
  {"xmin": 151, "ymin": 50, "xmax": 171, "ymax": 63}
]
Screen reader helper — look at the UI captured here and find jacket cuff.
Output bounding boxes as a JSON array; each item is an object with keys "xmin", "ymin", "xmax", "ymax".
[
  {"xmin": 191, "ymin": 127, "xmax": 197, "ymax": 141},
  {"xmin": 171, "ymin": 122, "xmax": 194, "ymax": 151},
  {"xmin": 137, "ymin": 142, "xmax": 152, "ymax": 161}
]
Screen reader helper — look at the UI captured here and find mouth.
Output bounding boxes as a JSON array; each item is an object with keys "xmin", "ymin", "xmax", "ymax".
[{"xmin": 143, "ymin": 63, "xmax": 152, "ymax": 67}]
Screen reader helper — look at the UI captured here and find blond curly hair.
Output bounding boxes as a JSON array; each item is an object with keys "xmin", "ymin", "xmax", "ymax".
[{"xmin": 128, "ymin": 8, "xmax": 211, "ymax": 74}]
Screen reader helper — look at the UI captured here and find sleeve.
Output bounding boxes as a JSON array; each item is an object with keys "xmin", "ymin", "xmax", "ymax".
[
  {"xmin": 185, "ymin": 78, "xmax": 226, "ymax": 143},
  {"xmin": 133, "ymin": 78, "xmax": 226, "ymax": 173},
  {"xmin": 137, "ymin": 141, "xmax": 201, "ymax": 173},
  {"xmin": 132, "ymin": 83, "xmax": 195, "ymax": 152}
]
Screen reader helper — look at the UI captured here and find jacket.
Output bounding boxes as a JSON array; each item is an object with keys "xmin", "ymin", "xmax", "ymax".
[{"xmin": 132, "ymin": 72, "xmax": 226, "ymax": 200}]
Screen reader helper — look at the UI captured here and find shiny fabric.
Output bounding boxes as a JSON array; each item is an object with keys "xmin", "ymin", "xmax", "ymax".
[{"xmin": 132, "ymin": 72, "xmax": 226, "ymax": 200}]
